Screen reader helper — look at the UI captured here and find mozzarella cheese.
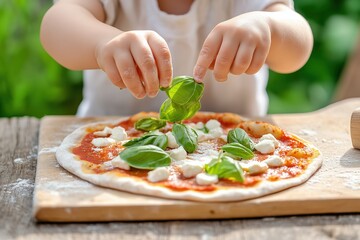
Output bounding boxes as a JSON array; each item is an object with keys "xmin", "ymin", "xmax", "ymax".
[
  {"xmin": 150, "ymin": 130, "xmax": 163, "ymax": 135},
  {"xmin": 238, "ymin": 161, "xmax": 250, "ymax": 171},
  {"xmin": 110, "ymin": 155, "xmax": 130, "ymax": 170},
  {"xmin": 91, "ymin": 137, "xmax": 116, "ymax": 147},
  {"xmin": 247, "ymin": 161, "xmax": 269, "ymax": 175},
  {"xmin": 209, "ymin": 127, "xmax": 223, "ymax": 138},
  {"xmin": 255, "ymin": 139, "xmax": 275, "ymax": 154},
  {"xmin": 169, "ymin": 146, "xmax": 187, "ymax": 161},
  {"xmin": 195, "ymin": 122, "xmax": 205, "ymax": 130},
  {"xmin": 93, "ymin": 126, "xmax": 128, "ymax": 142},
  {"xmin": 195, "ymin": 129, "xmax": 211, "ymax": 142},
  {"xmin": 93, "ymin": 127, "xmax": 113, "ymax": 137},
  {"xmin": 166, "ymin": 131, "xmax": 179, "ymax": 148},
  {"xmin": 260, "ymin": 133, "xmax": 280, "ymax": 148},
  {"xmin": 264, "ymin": 155, "xmax": 284, "ymax": 167},
  {"xmin": 110, "ymin": 126, "xmax": 127, "ymax": 141},
  {"xmin": 195, "ymin": 127, "xmax": 223, "ymax": 142},
  {"xmin": 205, "ymin": 119, "xmax": 221, "ymax": 130},
  {"xmin": 147, "ymin": 167, "xmax": 170, "ymax": 182},
  {"xmin": 180, "ymin": 162, "xmax": 203, "ymax": 178},
  {"xmin": 196, "ymin": 173, "xmax": 219, "ymax": 185},
  {"xmin": 220, "ymin": 134, "xmax": 227, "ymax": 142},
  {"xmin": 101, "ymin": 161, "xmax": 114, "ymax": 171}
]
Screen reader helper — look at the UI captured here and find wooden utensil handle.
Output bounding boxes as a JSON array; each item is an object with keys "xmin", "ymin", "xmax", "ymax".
[{"xmin": 351, "ymin": 108, "xmax": 360, "ymax": 149}]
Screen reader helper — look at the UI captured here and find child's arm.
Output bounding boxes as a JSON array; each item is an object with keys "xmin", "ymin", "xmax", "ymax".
[
  {"xmin": 193, "ymin": 3, "xmax": 313, "ymax": 82},
  {"xmin": 40, "ymin": 0, "xmax": 172, "ymax": 98}
]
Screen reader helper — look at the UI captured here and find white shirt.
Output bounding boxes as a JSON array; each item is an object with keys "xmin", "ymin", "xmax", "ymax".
[{"xmin": 77, "ymin": 0, "xmax": 293, "ymax": 117}]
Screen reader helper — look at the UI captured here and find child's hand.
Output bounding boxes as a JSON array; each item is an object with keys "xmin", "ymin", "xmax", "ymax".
[
  {"xmin": 96, "ymin": 30, "xmax": 172, "ymax": 99},
  {"xmin": 193, "ymin": 12, "xmax": 271, "ymax": 82}
]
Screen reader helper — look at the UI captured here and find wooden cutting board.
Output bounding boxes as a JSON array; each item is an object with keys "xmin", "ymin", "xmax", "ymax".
[{"xmin": 33, "ymin": 99, "xmax": 360, "ymax": 222}]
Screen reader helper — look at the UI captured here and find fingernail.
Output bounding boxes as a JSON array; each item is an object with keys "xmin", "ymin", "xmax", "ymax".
[
  {"xmin": 215, "ymin": 74, "xmax": 228, "ymax": 82},
  {"xmin": 135, "ymin": 92, "xmax": 146, "ymax": 99},
  {"xmin": 193, "ymin": 66, "xmax": 205, "ymax": 82},
  {"xmin": 149, "ymin": 93, "xmax": 158, "ymax": 98},
  {"xmin": 160, "ymin": 81, "xmax": 168, "ymax": 88},
  {"xmin": 160, "ymin": 77, "xmax": 171, "ymax": 88}
]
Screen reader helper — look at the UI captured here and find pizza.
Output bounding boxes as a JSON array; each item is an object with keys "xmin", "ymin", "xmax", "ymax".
[{"xmin": 56, "ymin": 111, "xmax": 322, "ymax": 202}]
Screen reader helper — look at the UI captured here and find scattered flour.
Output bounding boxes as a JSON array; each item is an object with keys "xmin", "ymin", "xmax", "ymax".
[
  {"xmin": 13, "ymin": 146, "xmax": 39, "ymax": 164},
  {"xmin": 337, "ymin": 170, "xmax": 360, "ymax": 190},
  {"xmin": 13, "ymin": 158, "xmax": 25, "ymax": 164},
  {"xmin": 28, "ymin": 145, "xmax": 38, "ymax": 159},
  {"xmin": 306, "ymin": 176, "xmax": 321, "ymax": 185},
  {"xmin": 298, "ymin": 129, "xmax": 317, "ymax": 136},
  {"xmin": 38, "ymin": 147, "xmax": 58, "ymax": 155},
  {"xmin": 40, "ymin": 179, "xmax": 93, "ymax": 192},
  {"xmin": 5, "ymin": 178, "xmax": 34, "ymax": 190},
  {"xmin": 2, "ymin": 178, "xmax": 34, "ymax": 203},
  {"xmin": 321, "ymin": 139, "xmax": 343, "ymax": 144}
]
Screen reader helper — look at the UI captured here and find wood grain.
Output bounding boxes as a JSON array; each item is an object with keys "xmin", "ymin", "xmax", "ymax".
[
  {"xmin": 1, "ymin": 102, "xmax": 360, "ymax": 240},
  {"xmin": 351, "ymin": 108, "xmax": 360, "ymax": 149},
  {"xmin": 33, "ymin": 99, "xmax": 360, "ymax": 222}
]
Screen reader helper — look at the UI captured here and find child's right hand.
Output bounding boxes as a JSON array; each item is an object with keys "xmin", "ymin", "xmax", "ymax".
[{"xmin": 95, "ymin": 30, "xmax": 173, "ymax": 99}]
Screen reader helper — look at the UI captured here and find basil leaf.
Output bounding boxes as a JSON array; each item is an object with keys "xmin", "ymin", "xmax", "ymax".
[
  {"xmin": 172, "ymin": 123, "xmax": 198, "ymax": 153},
  {"xmin": 123, "ymin": 134, "xmax": 168, "ymax": 150},
  {"xmin": 227, "ymin": 128, "xmax": 255, "ymax": 150},
  {"xmin": 160, "ymin": 98, "xmax": 188, "ymax": 122},
  {"xmin": 183, "ymin": 101, "xmax": 201, "ymax": 120},
  {"xmin": 135, "ymin": 117, "xmax": 166, "ymax": 131},
  {"xmin": 205, "ymin": 156, "xmax": 244, "ymax": 183},
  {"xmin": 120, "ymin": 145, "xmax": 171, "ymax": 170},
  {"xmin": 161, "ymin": 76, "xmax": 193, "ymax": 93},
  {"xmin": 159, "ymin": 76, "xmax": 204, "ymax": 123},
  {"xmin": 160, "ymin": 99, "xmax": 201, "ymax": 123},
  {"xmin": 165, "ymin": 76, "xmax": 204, "ymax": 106},
  {"xmin": 221, "ymin": 142, "xmax": 254, "ymax": 160}
]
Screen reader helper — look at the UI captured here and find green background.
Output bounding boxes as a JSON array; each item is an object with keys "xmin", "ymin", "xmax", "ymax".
[{"xmin": 1, "ymin": 0, "xmax": 359, "ymax": 117}]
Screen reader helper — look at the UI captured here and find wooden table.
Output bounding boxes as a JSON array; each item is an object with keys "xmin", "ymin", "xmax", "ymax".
[{"xmin": 1, "ymin": 99, "xmax": 360, "ymax": 240}]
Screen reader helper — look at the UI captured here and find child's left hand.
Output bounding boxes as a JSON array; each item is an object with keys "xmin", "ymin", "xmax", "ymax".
[{"xmin": 193, "ymin": 12, "xmax": 271, "ymax": 82}]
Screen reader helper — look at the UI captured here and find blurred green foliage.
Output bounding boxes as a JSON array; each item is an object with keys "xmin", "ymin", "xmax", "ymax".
[
  {"xmin": 0, "ymin": 0, "xmax": 359, "ymax": 117},
  {"xmin": 0, "ymin": 0, "xmax": 82, "ymax": 117}
]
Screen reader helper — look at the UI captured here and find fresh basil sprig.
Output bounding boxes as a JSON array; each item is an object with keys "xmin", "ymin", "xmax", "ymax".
[
  {"xmin": 135, "ymin": 117, "xmax": 166, "ymax": 132},
  {"xmin": 221, "ymin": 142, "xmax": 254, "ymax": 160},
  {"xmin": 227, "ymin": 128, "xmax": 254, "ymax": 150},
  {"xmin": 164, "ymin": 76, "xmax": 204, "ymax": 106},
  {"xmin": 159, "ymin": 99, "xmax": 188, "ymax": 123},
  {"xmin": 119, "ymin": 145, "xmax": 171, "ymax": 170},
  {"xmin": 123, "ymin": 133, "xmax": 168, "ymax": 150},
  {"xmin": 205, "ymin": 155, "xmax": 244, "ymax": 183},
  {"xmin": 160, "ymin": 76, "xmax": 204, "ymax": 123},
  {"xmin": 182, "ymin": 102, "xmax": 201, "ymax": 120},
  {"xmin": 172, "ymin": 123, "xmax": 198, "ymax": 153}
]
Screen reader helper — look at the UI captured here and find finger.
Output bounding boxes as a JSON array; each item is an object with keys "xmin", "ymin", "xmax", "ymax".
[
  {"xmin": 148, "ymin": 34, "xmax": 172, "ymax": 88},
  {"xmin": 114, "ymin": 51, "xmax": 146, "ymax": 99},
  {"xmin": 230, "ymin": 43, "xmax": 255, "ymax": 75},
  {"xmin": 193, "ymin": 32, "xmax": 222, "ymax": 82},
  {"xmin": 245, "ymin": 45, "xmax": 269, "ymax": 75},
  {"xmin": 130, "ymin": 39, "xmax": 159, "ymax": 98},
  {"xmin": 102, "ymin": 56, "xmax": 126, "ymax": 89},
  {"xmin": 213, "ymin": 38, "xmax": 239, "ymax": 82},
  {"xmin": 209, "ymin": 59, "xmax": 215, "ymax": 70}
]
